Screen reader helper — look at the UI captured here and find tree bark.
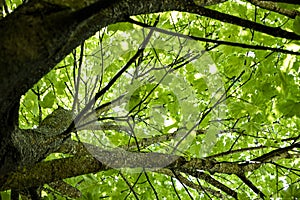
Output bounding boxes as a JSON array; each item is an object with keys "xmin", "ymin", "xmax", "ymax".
[{"xmin": 0, "ymin": 0, "xmax": 299, "ymax": 193}]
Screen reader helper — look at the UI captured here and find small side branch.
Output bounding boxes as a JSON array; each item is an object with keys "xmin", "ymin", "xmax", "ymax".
[{"xmin": 237, "ymin": 174, "xmax": 265, "ymax": 199}]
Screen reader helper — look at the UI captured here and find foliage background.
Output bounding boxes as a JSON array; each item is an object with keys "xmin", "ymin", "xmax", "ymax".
[{"xmin": 1, "ymin": 0, "xmax": 300, "ymax": 199}]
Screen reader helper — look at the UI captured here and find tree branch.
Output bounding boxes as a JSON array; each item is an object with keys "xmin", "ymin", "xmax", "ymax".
[
  {"xmin": 0, "ymin": 155, "xmax": 110, "ymax": 191},
  {"xmin": 180, "ymin": 4, "xmax": 300, "ymax": 40},
  {"xmin": 246, "ymin": 0, "xmax": 300, "ymax": 18},
  {"xmin": 256, "ymin": 0, "xmax": 300, "ymax": 5},
  {"xmin": 128, "ymin": 18, "xmax": 300, "ymax": 56},
  {"xmin": 237, "ymin": 174, "xmax": 265, "ymax": 198}
]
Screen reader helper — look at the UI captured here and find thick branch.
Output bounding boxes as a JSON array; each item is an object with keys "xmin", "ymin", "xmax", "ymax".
[
  {"xmin": 257, "ymin": 0, "xmax": 300, "ymax": 4},
  {"xmin": 252, "ymin": 142, "xmax": 300, "ymax": 162},
  {"xmin": 180, "ymin": 5, "xmax": 300, "ymax": 40},
  {"xmin": 246, "ymin": 0, "xmax": 300, "ymax": 18},
  {"xmin": 0, "ymin": 155, "xmax": 110, "ymax": 191}
]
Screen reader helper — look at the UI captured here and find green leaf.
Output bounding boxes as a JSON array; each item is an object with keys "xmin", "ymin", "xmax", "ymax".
[
  {"xmin": 40, "ymin": 92, "xmax": 55, "ymax": 108},
  {"xmin": 293, "ymin": 16, "xmax": 300, "ymax": 35},
  {"xmin": 277, "ymin": 99, "xmax": 300, "ymax": 117},
  {"xmin": 0, "ymin": 191, "xmax": 10, "ymax": 200},
  {"xmin": 107, "ymin": 22, "xmax": 134, "ymax": 32},
  {"xmin": 280, "ymin": 185, "xmax": 300, "ymax": 198}
]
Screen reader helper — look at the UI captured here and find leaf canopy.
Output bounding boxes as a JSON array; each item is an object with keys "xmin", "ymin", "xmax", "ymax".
[{"xmin": 1, "ymin": 0, "xmax": 300, "ymax": 199}]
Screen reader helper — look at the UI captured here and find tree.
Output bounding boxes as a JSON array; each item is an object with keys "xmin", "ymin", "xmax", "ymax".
[{"xmin": 1, "ymin": 0, "xmax": 300, "ymax": 199}]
